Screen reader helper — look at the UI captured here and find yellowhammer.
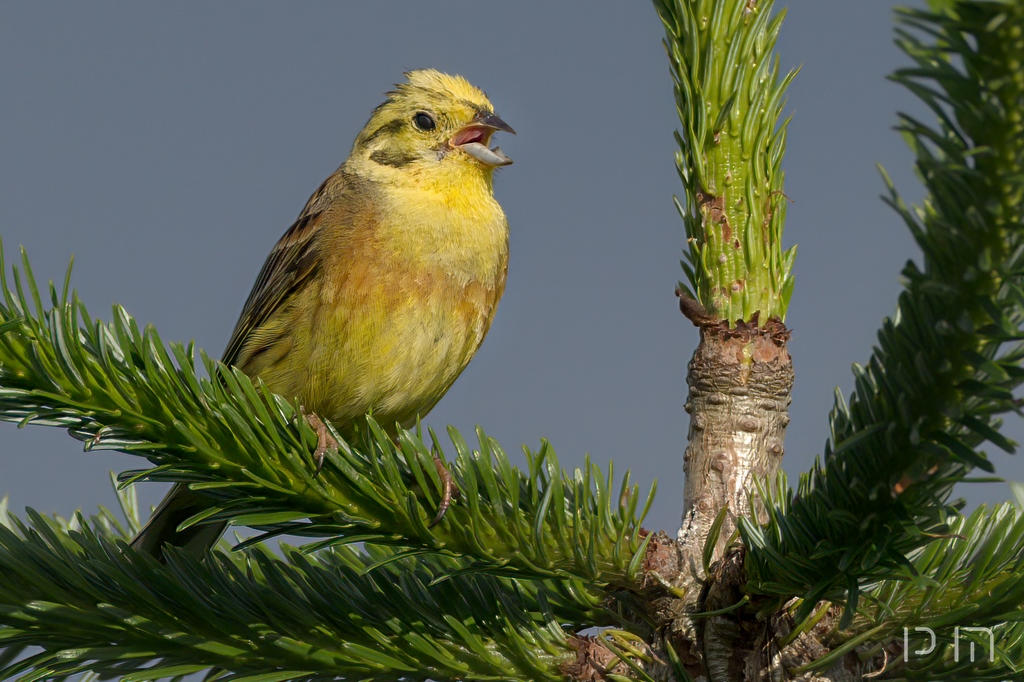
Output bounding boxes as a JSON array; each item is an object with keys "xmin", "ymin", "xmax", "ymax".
[{"xmin": 131, "ymin": 69, "xmax": 514, "ymax": 557}]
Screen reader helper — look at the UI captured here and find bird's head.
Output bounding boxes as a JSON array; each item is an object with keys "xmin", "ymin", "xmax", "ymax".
[{"xmin": 350, "ymin": 69, "xmax": 514, "ymax": 181}]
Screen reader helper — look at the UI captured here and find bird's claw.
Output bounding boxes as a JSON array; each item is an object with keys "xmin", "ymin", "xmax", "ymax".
[
  {"xmin": 428, "ymin": 454, "xmax": 460, "ymax": 529},
  {"xmin": 305, "ymin": 412, "xmax": 338, "ymax": 476}
]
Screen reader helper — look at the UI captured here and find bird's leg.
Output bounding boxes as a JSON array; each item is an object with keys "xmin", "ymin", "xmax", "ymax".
[
  {"xmin": 428, "ymin": 453, "xmax": 461, "ymax": 529},
  {"xmin": 304, "ymin": 412, "xmax": 338, "ymax": 475}
]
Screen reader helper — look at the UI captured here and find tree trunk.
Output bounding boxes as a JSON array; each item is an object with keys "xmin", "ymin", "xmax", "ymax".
[
  {"xmin": 678, "ymin": 315, "xmax": 792, "ymax": 570},
  {"xmin": 669, "ymin": 314, "xmax": 796, "ymax": 680},
  {"xmin": 563, "ymin": 308, "xmax": 882, "ymax": 679},
  {"xmin": 623, "ymin": 310, "xmax": 873, "ymax": 680}
]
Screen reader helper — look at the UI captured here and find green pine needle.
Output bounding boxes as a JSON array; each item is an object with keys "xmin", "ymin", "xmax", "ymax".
[
  {"xmin": 0, "ymin": 241, "xmax": 653, "ymax": 590},
  {"xmin": 0, "ymin": 507, "xmax": 587, "ymax": 682},
  {"xmin": 741, "ymin": 0, "xmax": 1024, "ymax": 623},
  {"xmin": 654, "ymin": 0, "xmax": 797, "ymax": 324}
]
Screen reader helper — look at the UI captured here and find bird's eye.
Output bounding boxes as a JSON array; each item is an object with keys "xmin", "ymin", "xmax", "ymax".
[{"xmin": 413, "ymin": 112, "xmax": 436, "ymax": 131}]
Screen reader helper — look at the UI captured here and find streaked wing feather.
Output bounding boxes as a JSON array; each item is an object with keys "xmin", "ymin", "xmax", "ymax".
[{"xmin": 221, "ymin": 209, "xmax": 324, "ymax": 366}]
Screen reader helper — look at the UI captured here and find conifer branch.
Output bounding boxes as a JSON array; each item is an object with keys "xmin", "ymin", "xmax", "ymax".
[
  {"xmin": 741, "ymin": 0, "xmax": 1024, "ymax": 621},
  {"xmin": 0, "ymin": 489, "xmax": 586, "ymax": 682},
  {"xmin": 0, "ymin": 244, "xmax": 654, "ymax": 592},
  {"xmin": 654, "ymin": 0, "xmax": 797, "ymax": 324},
  {"xmin": 857, "ymin": 503, "xmax": 1024, "ymax": 679},
  {"xmin": 785, "ymin": 503, "xmax": 1024, "ymax": 678}
]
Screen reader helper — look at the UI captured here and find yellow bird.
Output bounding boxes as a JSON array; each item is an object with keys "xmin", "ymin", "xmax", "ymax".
[{"xmin": 131, "ymin": 69, "xmax": 514, "ymax": 557}]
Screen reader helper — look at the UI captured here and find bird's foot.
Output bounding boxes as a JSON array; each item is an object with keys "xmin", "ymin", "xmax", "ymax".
[
  {"xmin": 304, "ymin": 412, "xmax": 339, "ymax": 476},
  {"xmin": 428, "ymin": 454, "xmax": 461, "ymax": 529}
]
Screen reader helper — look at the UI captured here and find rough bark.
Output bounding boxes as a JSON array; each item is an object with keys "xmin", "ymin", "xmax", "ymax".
[
  {"xmin": 670, "ymin": 313, "xmax": 794, "ymax": 679},
  {"xmin": 678, "ymin": 314, "xmax": 793, "ymax": 569},
  {"xmin": 652, "ymin": 312, "xmax": 867, "ymax": 680},
  {"xmin": 564, "ymin": 305, "xmax": 878, "ymax": 680}
]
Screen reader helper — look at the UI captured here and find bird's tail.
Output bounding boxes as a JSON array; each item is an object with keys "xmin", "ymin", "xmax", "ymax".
[{"xmin": 129, "ymin": 483, "xmax": 226, "ymax": 560}]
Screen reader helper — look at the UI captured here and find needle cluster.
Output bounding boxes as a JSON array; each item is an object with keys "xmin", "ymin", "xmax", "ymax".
[
  {"xmin": 740, "ymin": 2, "xmax": 1024, "ymax": 676},
  {"xmin": 655, "ymin": 0, "xmax": 797, "ymax": 324},
  {"xmin": 0, "ymin": 245, "xmax": 652, "ymax": 680}
]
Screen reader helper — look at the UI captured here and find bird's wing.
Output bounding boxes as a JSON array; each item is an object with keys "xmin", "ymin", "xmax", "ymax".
[{"xmin": 221, "ymin": 207, "xmax": 324, "ymax": 367}]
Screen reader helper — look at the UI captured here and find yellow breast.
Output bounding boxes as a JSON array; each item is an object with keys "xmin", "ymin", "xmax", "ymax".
[{"xmin": 246, "ymin": 166, "xmax": 509, "ymax": 436}]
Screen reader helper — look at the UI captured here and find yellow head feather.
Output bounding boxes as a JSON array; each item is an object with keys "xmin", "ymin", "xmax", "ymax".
[
  {"xmin": 349, "ymin": 70, "xmax": 512, "ymax": 179},
  {"xmin": 396, "ymin": 69, "xmax": 493, "ymax": 111}
]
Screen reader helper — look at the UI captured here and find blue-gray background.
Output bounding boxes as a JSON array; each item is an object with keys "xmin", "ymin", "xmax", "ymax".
[{"xmin": 2, "ymin": 1, "xmax": 1018, "ymax": 536}]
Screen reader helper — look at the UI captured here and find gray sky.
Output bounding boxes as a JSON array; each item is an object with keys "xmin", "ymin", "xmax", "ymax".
[{"xmin": 2, "ymin": 0, "xmax": 1016, "ymax": 536}]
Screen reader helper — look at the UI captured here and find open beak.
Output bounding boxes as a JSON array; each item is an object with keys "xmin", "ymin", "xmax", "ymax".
[{"xmin": 450, "ymin": 112, "xmax": 515, "ymax": 167}]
